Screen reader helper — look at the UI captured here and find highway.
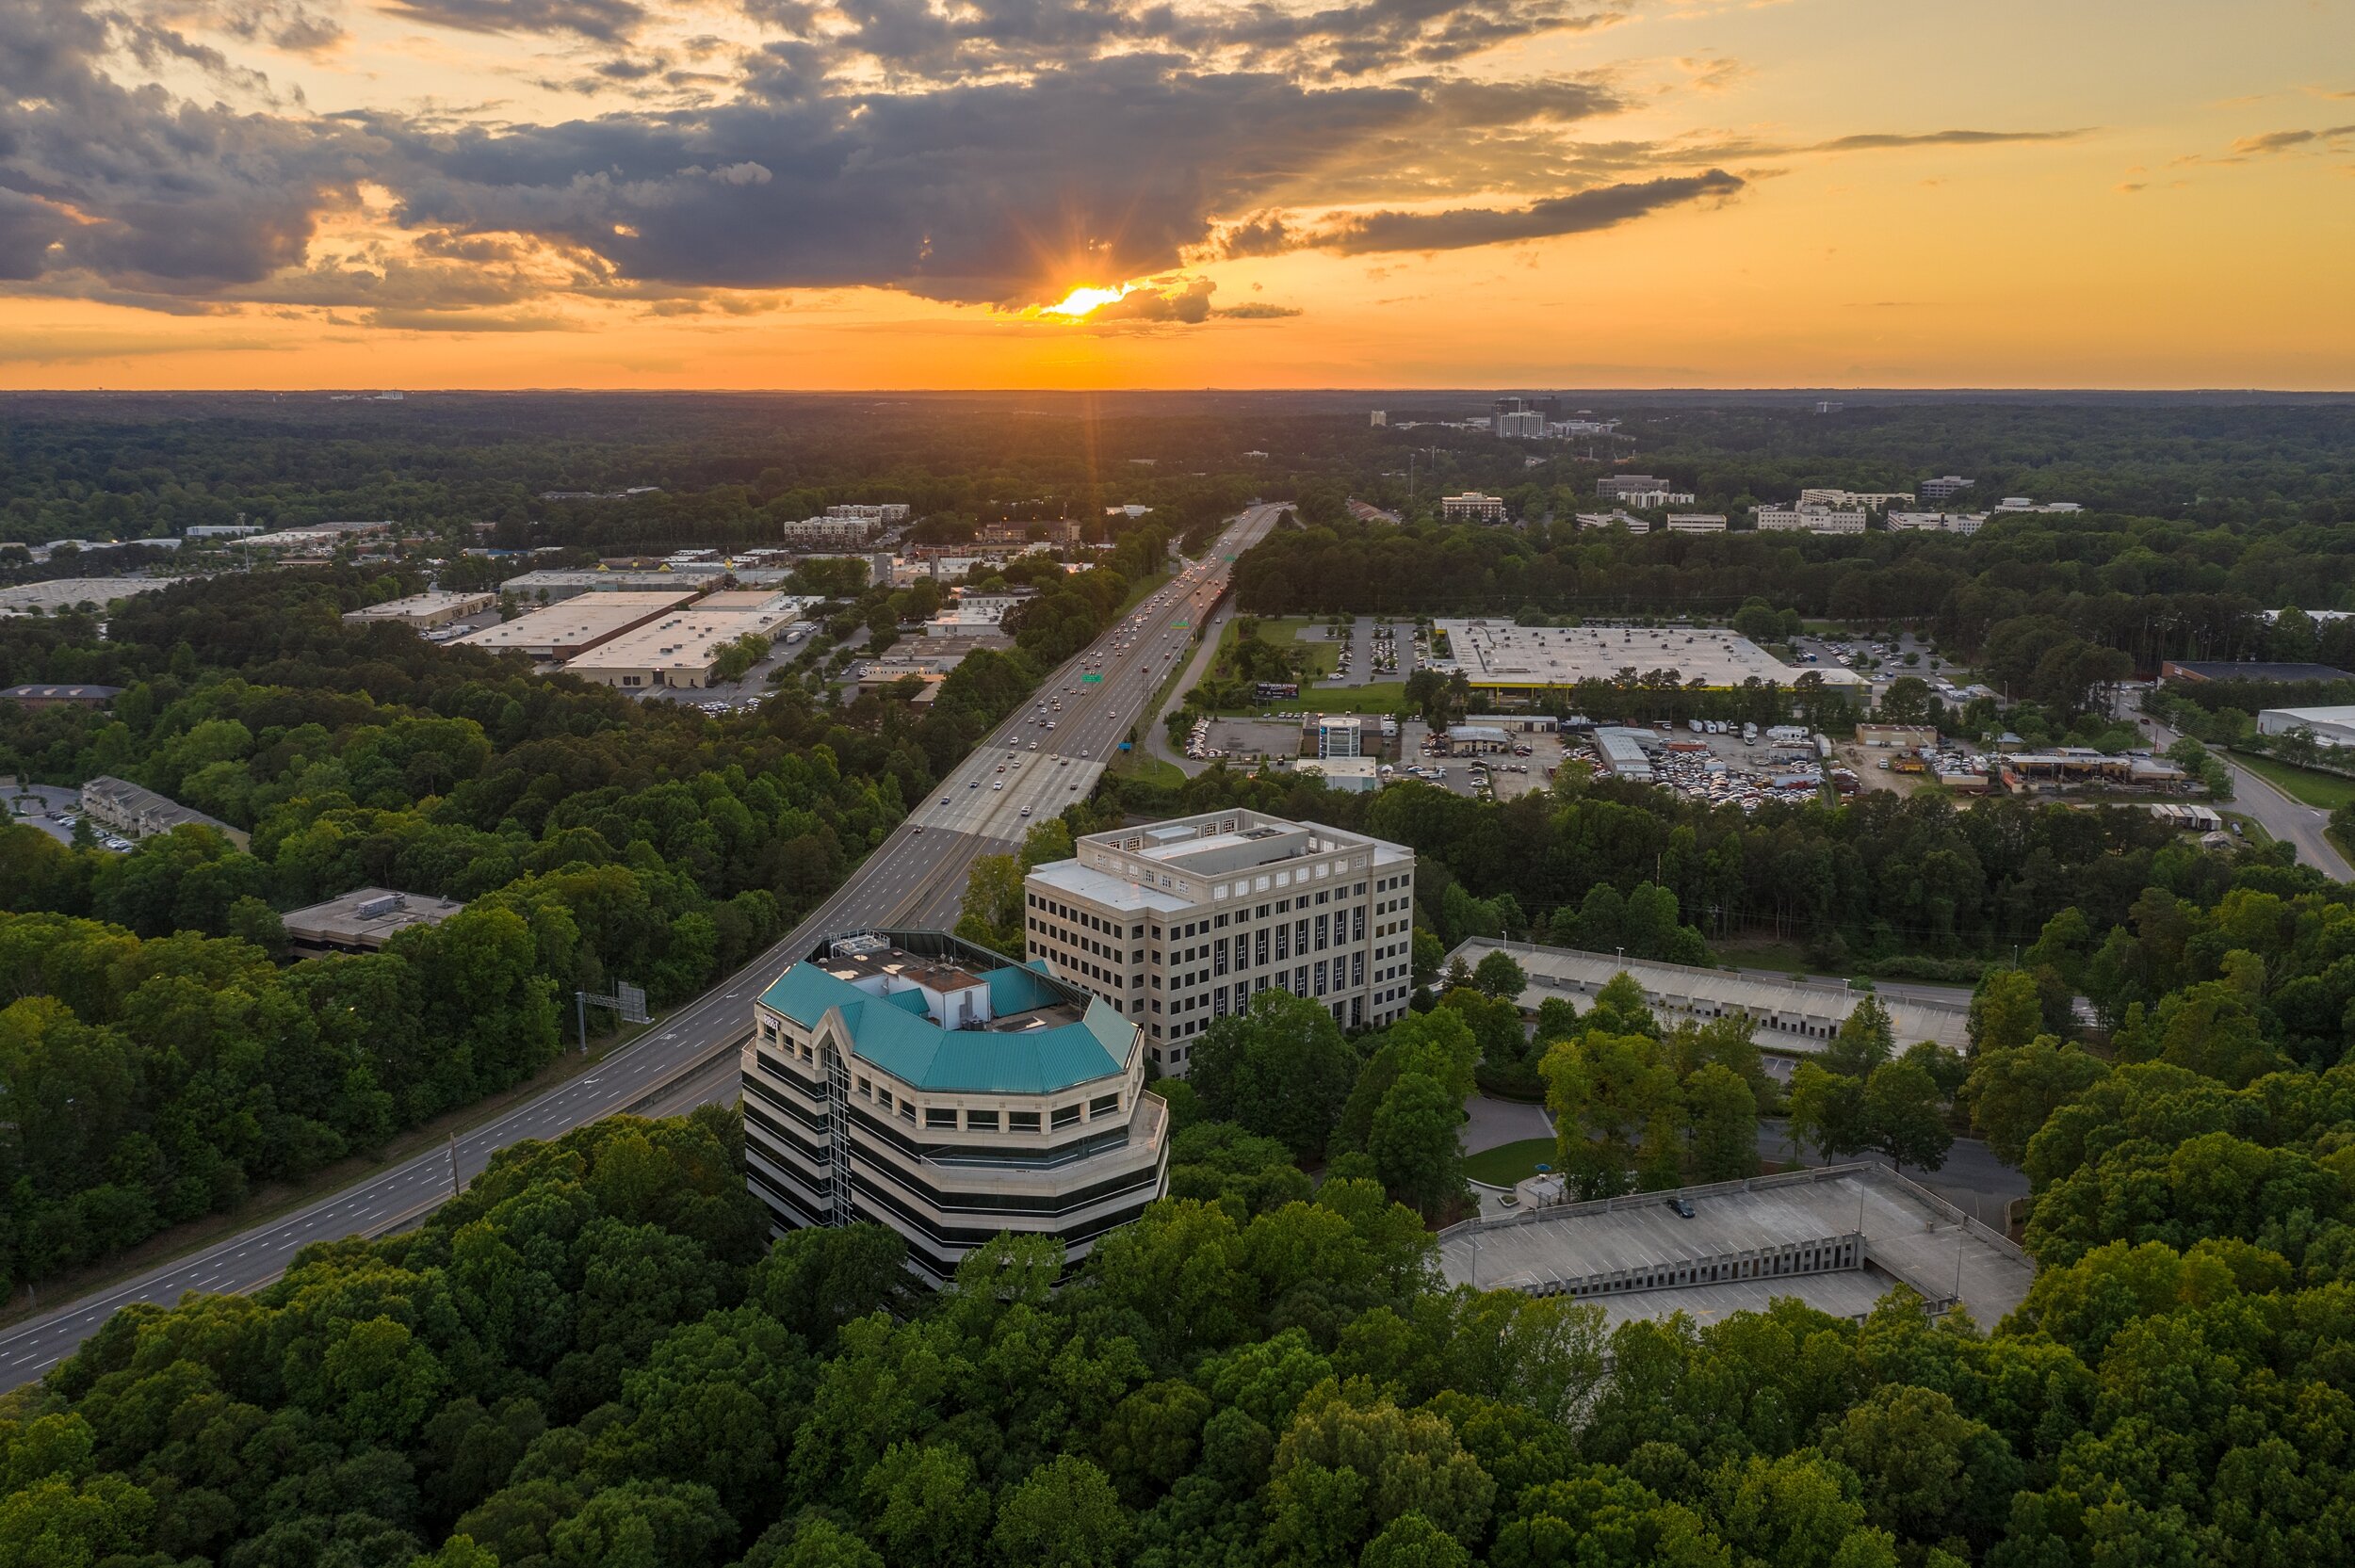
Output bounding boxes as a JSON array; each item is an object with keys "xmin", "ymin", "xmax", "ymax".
[{"xmin": 0, "ymin": 504, "xmax": 1284, "ymax": 1393}]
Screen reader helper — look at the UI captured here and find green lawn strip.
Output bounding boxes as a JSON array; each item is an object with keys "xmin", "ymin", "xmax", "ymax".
[
  {"xmin": 1463, "ymin": 1137, "xmax": 1559, "ymax": 1188},
  {"xmin": 2232, "ymin": 752, "xmax": 2355, "ymax": 811}
]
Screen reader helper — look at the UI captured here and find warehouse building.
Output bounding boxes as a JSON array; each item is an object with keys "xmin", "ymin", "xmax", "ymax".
[
  {"xmin": 2163, "ymin": 660, "xmax": 2355, "ymax": 686},
  {"xmin": 453, "ymin": 590, "xmax": 698, "ymax": 661},
  {"xmin": 282, "ymin": 887, "xmax": 467, "ymax": 957},
  {"xmin": 742, "ymin": 929, "xmax": 1166, "ymax": 1284},
  {"xmin": 342, "ymin": 590, "xmax": 496, "ymax": 628},
  {"xmin": 1025, "ymin": 809, "xmax": 1417, "ymax": 1074},
  {"xmin": 1432, "ymin": 621, "xmax": 1868, "ymax": 696},
  {"xmin": 2256, "ymin": 705, "xmax": 2355, "ymax": 749},
  {"xmin": 561, "ymin": 595, "xmax": 805, "ymax": 689}
]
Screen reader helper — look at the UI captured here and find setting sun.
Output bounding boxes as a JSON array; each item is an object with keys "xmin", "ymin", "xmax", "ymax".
[{"xmin": 1038, "ymin": 283, "xmax": 1133, "ymax": 319}]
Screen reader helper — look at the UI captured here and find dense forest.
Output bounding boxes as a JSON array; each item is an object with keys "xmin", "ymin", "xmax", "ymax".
[
  {"xmin": 15, "ymin": 839, "xmax": 2355, "ymax": 1568},
  {"xmin": 0, "ymin": 530, "xmax": 1164, "ymax": 1295}
]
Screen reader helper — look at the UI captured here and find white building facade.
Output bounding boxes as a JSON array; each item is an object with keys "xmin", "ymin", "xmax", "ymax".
[{"xmin": 1025, "ymin": 810, "xmax": 1417, "ymax": 1075}]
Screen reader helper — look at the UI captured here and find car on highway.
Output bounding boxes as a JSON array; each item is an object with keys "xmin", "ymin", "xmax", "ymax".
[
  {"xmin": 968, "ymin": 780, "xmax": 980, "ymax": 788},
  {"xmin": 1020, "ymin": 807, "xmax": 1032, "ymax": 817},
  {"xmin": 939, "ymin": 797, "xmax": 950, "ymax": 805},
  {"xmin": 992, "ymin": 782, "xmax": 1002, "ymax": 790}
]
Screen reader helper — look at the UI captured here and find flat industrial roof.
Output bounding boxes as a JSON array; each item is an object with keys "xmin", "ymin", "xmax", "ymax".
[
  {"xmin": 0, "ymin": 578, "xmax": 182, "ymax": 614},
  {"xmin": 1434, "ymin": 621, "xmax": 1869, "ymax": 689},
  {"xmin": 1440, "ymin": 1164, "xmax": 2032, "ymax": 1328},
  {"xmin": 454, "ymin": 591, "xmax": 696, "ymax": 651},
  {"xmin": 564, "ymin": 606, "xmax": 797, "ymax": 671},
  {"xmin": 343, "ymin": 590, "xmax": 494, "ymax": 621},
  {"xmin": 283, "ymin": 886, "xmax": 466, "ymax": 943}
]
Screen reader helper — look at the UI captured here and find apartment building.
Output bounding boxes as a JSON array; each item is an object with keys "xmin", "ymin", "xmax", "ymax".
[
  {"xmin": 743, "ymin": 929, "xmax": 1165, "ymax": 1284},
  {"xmin": 779, "ymin": 516, "xmax": 876, "ymax": 546},
  {"xmin": 1024, "ymin": 809, "xmax": 1417, "ymax": 1075},
  {"xmin": 1755, "ymin": 505, "xmax": 1867, "ymax": 534}
]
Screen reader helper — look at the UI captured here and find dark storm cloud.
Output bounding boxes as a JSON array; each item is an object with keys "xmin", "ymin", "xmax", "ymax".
[
  {"xmin": 363, "ymin": 57, "xmax": 1473, "ymax": 302},
  {"xmin": 1316, "ymin": 169, "xmax": 1744, "ymax": 253},
  {"xmin": 0, "ymin": 0, "xmax": 374, "ymax": 292}
]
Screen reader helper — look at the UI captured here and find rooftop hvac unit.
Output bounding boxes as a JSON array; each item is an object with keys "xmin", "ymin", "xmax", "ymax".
[{"xmin": 356, "ymin": 892, "xmax": 407, "ymax": 919}]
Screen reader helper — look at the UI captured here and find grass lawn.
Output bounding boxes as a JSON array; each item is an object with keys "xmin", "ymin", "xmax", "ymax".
[
  {"xmin": 2233, "ymin": 752, "xmax": 2355, "ymax": 811},
  {"xmin": 1463, "ymin": 1137, "xmax": 1558, "ymax": 1188},
  {"xmin": 1109, "ymin": 749, "xmax": 1186, "ymax": 789}
]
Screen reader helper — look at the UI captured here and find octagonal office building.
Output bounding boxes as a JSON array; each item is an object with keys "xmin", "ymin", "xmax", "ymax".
[{"xmin": 742, "ymin": 929, "xmax": 1167, "ymax": 1283}]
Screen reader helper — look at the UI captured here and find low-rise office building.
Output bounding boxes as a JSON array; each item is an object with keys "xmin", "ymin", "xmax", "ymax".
[
  {"xmin": 342, "ymin": 590, "xmax": 496, "ymax": 628},
  {"xmin": 1296, "ymin": 757, "xmax": 1381, "ymax": 793},
  {"xmin": 1920, "ymin": 476, "xmax": 1974, "ymax": 502},
  {"xmin": 1024, "ymin": 808, "xmax": 1417, "ymax": 1074},
  {"xmin": 743, "ymin": 930, "xmax": 1166, "ymax": 1284},
  {"xmin": 282, "ymin": 887, "xmax": 467, "ymax": 957},
  {"xmin": 1756, "ymin": 505, "xmax": 1867, "ymax": 534},
  {"xmin": 1440, "ymin": 493, "xmax": 1508, "ymax": 523},
  {"xmin": 453, "ymin": 591, "xmax": 698, "ymax": 660},
  {"xmin": 1797, "ymin": 488, "xmax": 1913, "ymax": 510},
  {"xmin": 1886, "ymin": 510, "xmax": 1989, "ymax": 535},
  {"xmin": 1664, "ymin": 513, "xmax": 1728, "ymax": 534}
]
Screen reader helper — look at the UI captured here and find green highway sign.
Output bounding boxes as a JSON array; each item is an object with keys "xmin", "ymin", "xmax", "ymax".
[
  {"xmin": 1080, "ymin": 673, "xmax": 1103, "ymax": 684},
  {"xmin": 1174, "ymin": 621, "xmax": 1191, "ymax": 630}
]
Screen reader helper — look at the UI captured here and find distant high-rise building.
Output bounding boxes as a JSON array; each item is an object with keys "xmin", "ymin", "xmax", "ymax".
[
  {"xmin": 1440, "ymin": 493, "xmax": 1508, "ymax": 523},
  {"xmin": 1370, "ymin": 410, "xmax": 1387, "ymax": 427}
]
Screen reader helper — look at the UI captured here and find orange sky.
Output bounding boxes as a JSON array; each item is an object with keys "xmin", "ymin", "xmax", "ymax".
[{"xmin": 3, "ymin": 0, "xmax": 2350, "ymax": 389}]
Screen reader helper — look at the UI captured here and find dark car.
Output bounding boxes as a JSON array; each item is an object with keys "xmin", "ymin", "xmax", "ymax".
[{"xmin": 1666, "ymin": 1197, "xmax": 1697, "ymax": 1219}]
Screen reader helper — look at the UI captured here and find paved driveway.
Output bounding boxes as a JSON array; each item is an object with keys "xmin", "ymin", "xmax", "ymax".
[{"xmin": 1465, "ymin": 1092, "xmax": 1552, "ymax": 1153}]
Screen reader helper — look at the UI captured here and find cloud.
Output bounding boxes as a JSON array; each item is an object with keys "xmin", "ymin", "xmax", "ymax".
[
  {"xmin": 1313, "ymin": 170, "xmax": 1745, "ymax": 254},
  {"xmin": 376, "ymin": 0, "xmax": 648, "ymax": 42},
  {"xmin": 2230, "ymin": 124, "xmax": 2355, "ymax": 155},
  {"xmin": 1806, "ymin": 128, "xmax": 2094, "ymax": 153}
]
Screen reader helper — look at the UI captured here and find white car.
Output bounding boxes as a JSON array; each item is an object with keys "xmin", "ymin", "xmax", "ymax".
[{"xmin": 993, "ymin": 782, "xmax": 1003, "ymax": 790}]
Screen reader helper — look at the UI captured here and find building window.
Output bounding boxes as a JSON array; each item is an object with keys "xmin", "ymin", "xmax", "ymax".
[
  {"xmin": 1315, "ymin": 913, "xmax": 1328, "ymax": 951},
  {"xmin": 966, "ymin": 1109, "xmax": 999, "ymax": 1131},
  {"xmin": 1353, "ymin": 953, "xmax": 1365, "ymax": 987},
  {"xmin": 1213, "ymin": 938, "xmax": 1228, "ymax": 977},
  {"xmin": 1354, "ymin": 908, "xmax": 1366, "ymax": 942},
  {"xmin": 1256, "ymin": 929, "xmax": 1269, "ymax": 966},
  {"xmin": 1294, "ymin": 918, "xmax": 1308, "ymax": 953},
  {"xmin": 1275, "ymin": 926, "xmax": 1290, "ymax": 961},
  {"xmin": 925, "ymin": 1107, "xmax": 957, "ymax": 1129},
  {"xmin": 855, "ymin": 1075, "xmax": 871, "ymax": 1098},
  {"xmin": 1315, "ymin": 960, "xmax": 1328, "ymax": 995},
  {"xmin": 1051, "ymin": 1105, "xmax": 1082, "ymax": 1130},
  {"xmin": 1295, "ymin": 965, "xmax": 1308, "ymax": 994},
  {"xmin": 900, "ymin": 1100, "xmax": 918, "ymax": 1123},
  {"xmin": 1090, "ymin": 1092, "xmax": 1120, "ymax": 1118},
  {"xmin": 1009, "ymin": 1110, "xmax": 1041, "ymax": 1133}
]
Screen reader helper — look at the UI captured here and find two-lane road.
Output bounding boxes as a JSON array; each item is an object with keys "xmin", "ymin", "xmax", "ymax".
[{"xmin": 0, "ymin": 505, "xmax": 1283, "ymax": 1392}]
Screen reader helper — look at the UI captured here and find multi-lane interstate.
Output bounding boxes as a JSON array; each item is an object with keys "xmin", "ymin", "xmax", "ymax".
[{"xmin": 0, "ymin": 503, "xmax": 1283, "ymax": 1393}]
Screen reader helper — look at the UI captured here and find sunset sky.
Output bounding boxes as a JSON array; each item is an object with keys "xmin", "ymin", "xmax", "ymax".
[{"xmin": 2, "ymin": 0, "xmax": 2350, "ymax": 389}]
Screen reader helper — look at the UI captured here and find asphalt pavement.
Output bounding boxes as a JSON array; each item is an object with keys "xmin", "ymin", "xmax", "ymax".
[
  {"xmin": 0, "ymin": 504, "xmax": 1285, "ymax": 1393},
  {"xmin": 2126, "ymin": 697, "xmax": 2351, "ymax": 881}
]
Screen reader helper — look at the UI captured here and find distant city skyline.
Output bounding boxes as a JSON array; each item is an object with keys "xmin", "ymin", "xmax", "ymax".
[{"xmin": 1, "ymin": 0, "xmax": 2349, "ymax": 389}]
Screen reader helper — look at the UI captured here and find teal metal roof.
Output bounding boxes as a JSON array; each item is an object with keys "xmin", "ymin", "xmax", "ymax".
[{"xmin": 758, "ymin": 961, "xmax": 1129, "ymax": 1095}]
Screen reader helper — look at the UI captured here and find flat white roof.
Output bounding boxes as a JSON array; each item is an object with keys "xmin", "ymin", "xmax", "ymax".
[
  {"xmin": 2261, "ymin": 705, "xmax": 2355, "ymax": 725},
  {"xmin": 1025, "ymin": 859, "xmax": 1193, "ymax": 914},
  {"xmin": 1434, "ymin": 621, "xmax": 1868, "ymax": 689},
  {"xmin": 564, "ymin": 606, "xmax": 797, "ymax": 671},
  {"xmin": 455, "ymin": 591, "xmax": 696, "ymax": 650}
]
